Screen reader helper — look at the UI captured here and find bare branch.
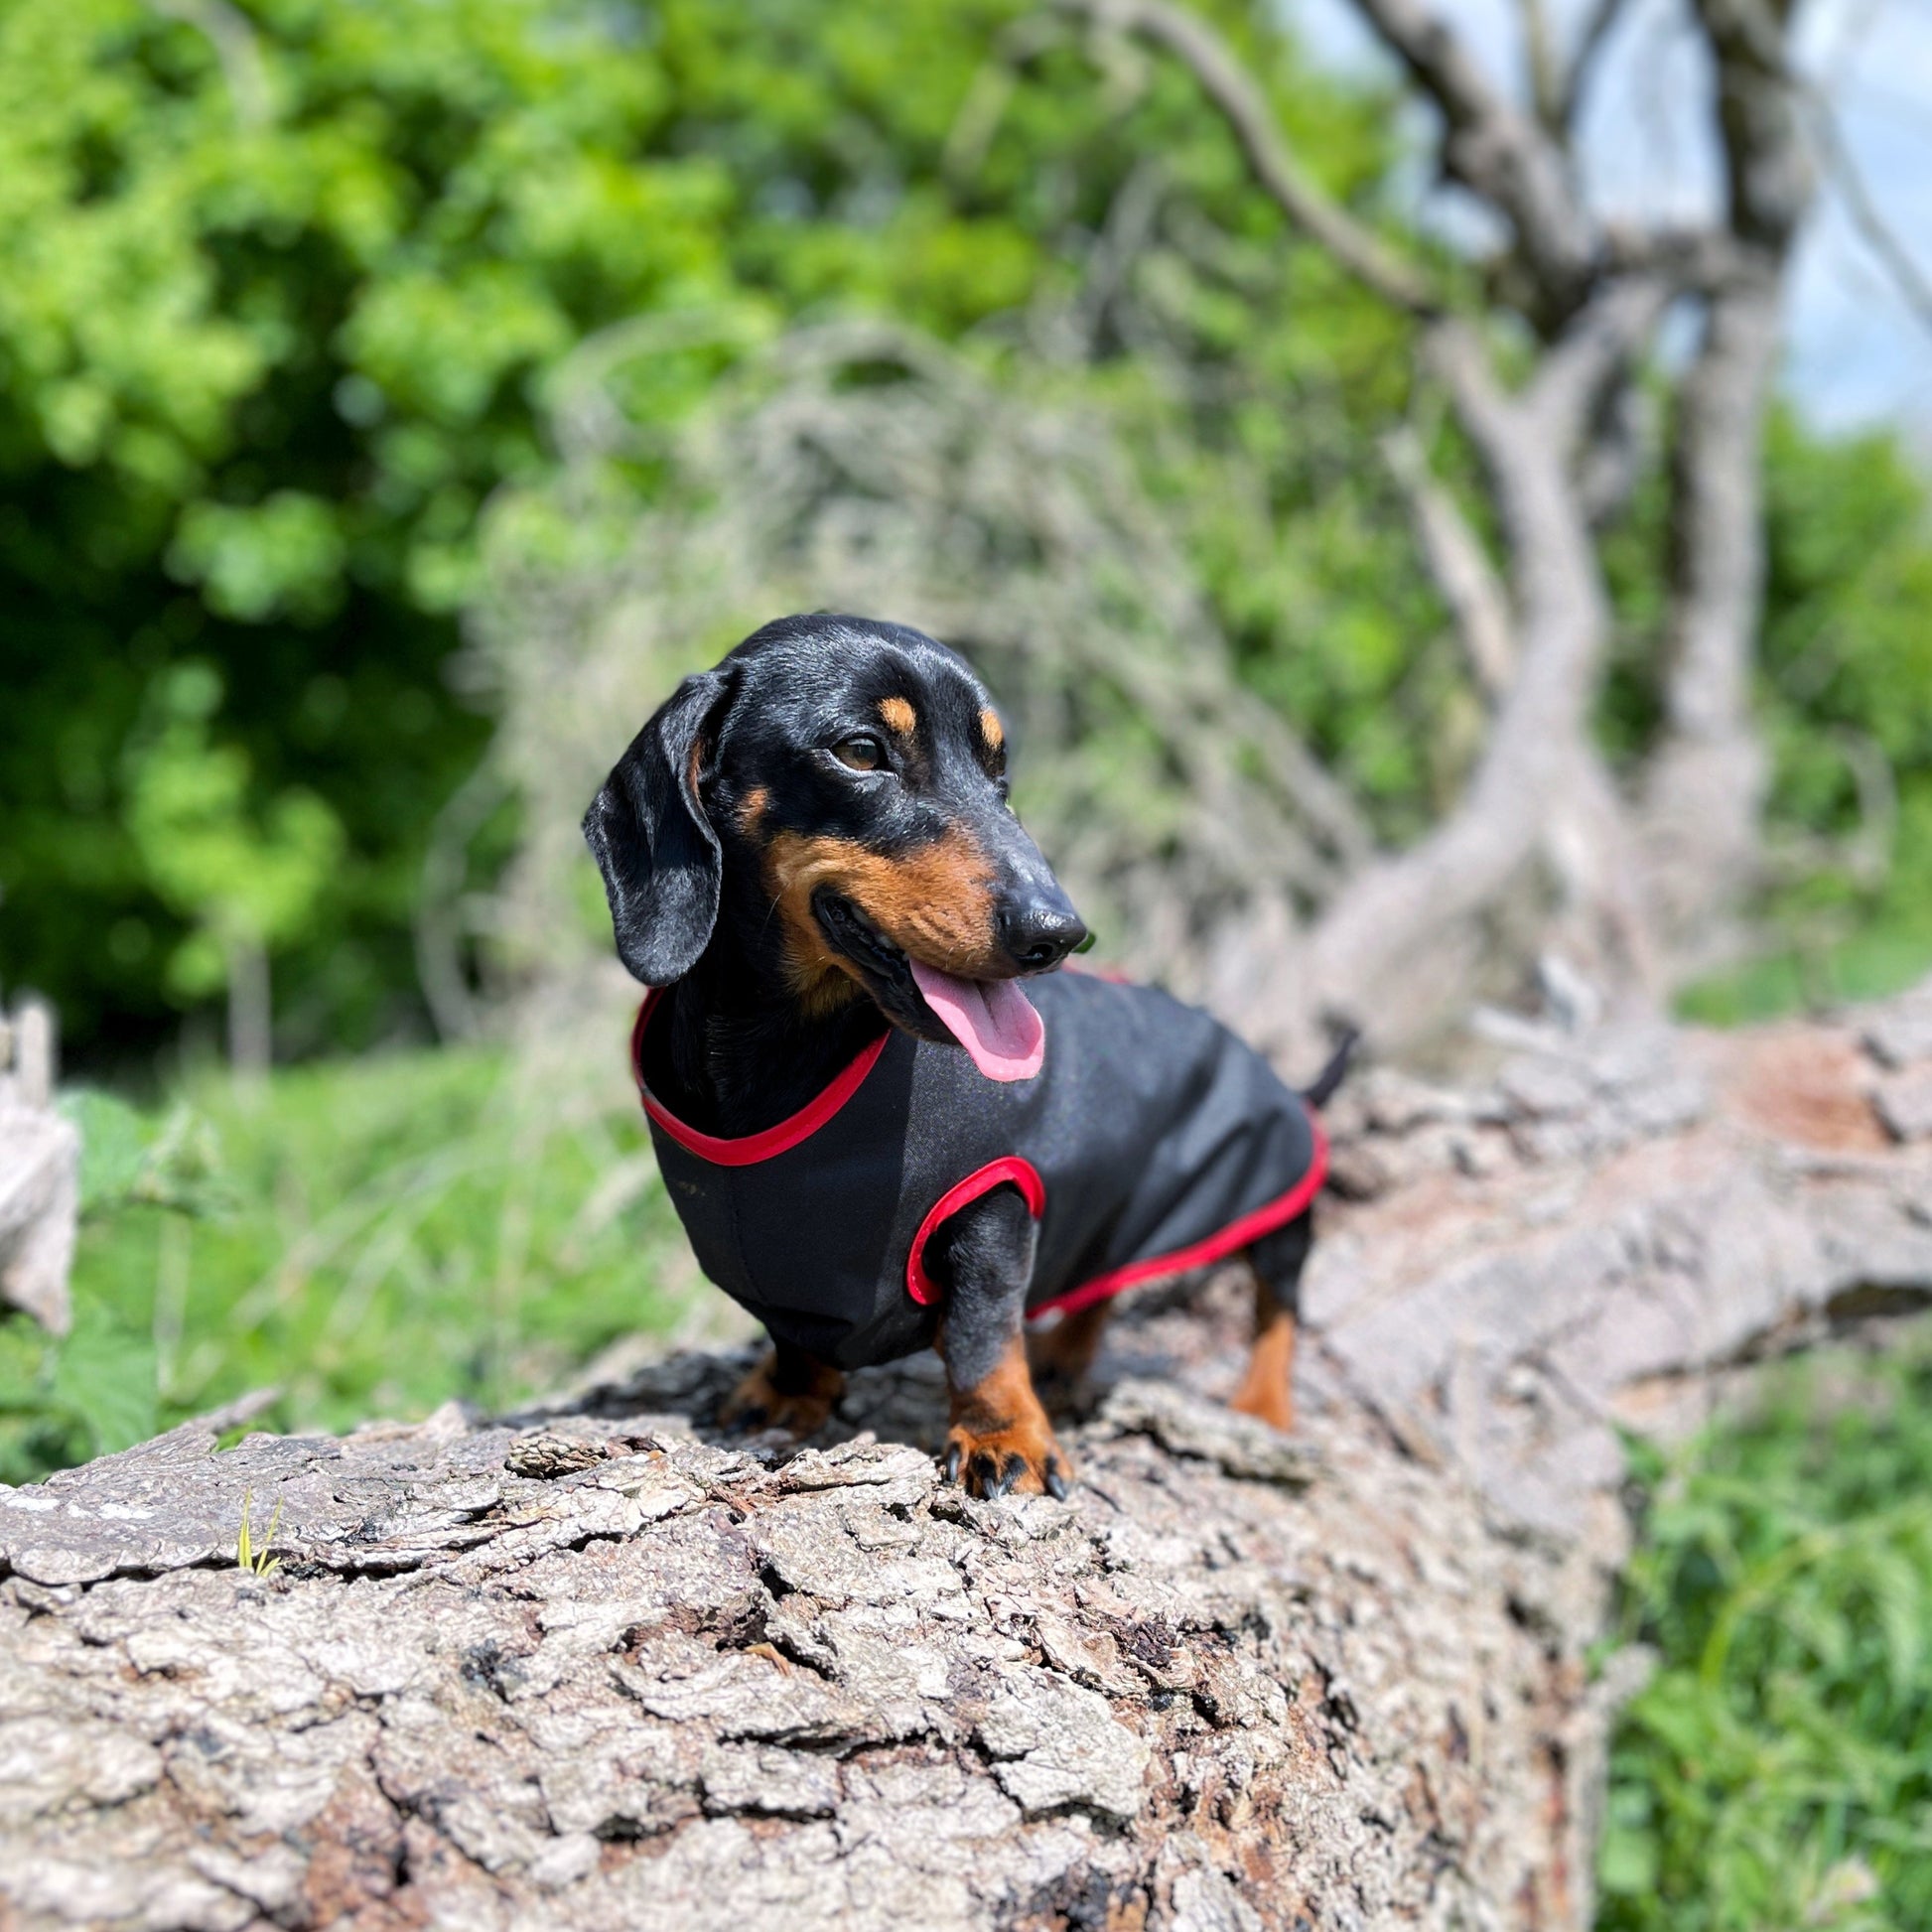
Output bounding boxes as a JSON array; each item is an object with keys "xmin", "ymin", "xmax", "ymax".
[
  {"xmin": 1542, "ymin": 752, "xmax": 1664, "ymax": 997},
  {"xmin": 943, "ymin": 14, "xmax": 1070, "ymax": 182},
  {"xmin": 1418, "ymin": 280, "xmax": 1662, "ymax": 527},
  {"xmin": 1346, "ymin": 0, "xmax": 1598, "ymax": 319},
  {"xmin": 1522, "ymin": 276, "xmax": 1669, "ymax": 444},
  {"xmin": 1602, "ymin": 221, "xmax": 1750, "ymax": 295},
  {"xmin": 1578, "ymin": 379, "xmax": 1655, "ymax": 526},
  {"xmin": 1635, "ymin": 268, "xmax": 1782, "ymax": 960},
  {"xmin": 1514, "ymin": 0, "xmax": 1564, "ymax": 134},
  {"xmin": 1557, "ymin": 0, "xmax": 1630, "ymax": 129},
  {"xmin": 1381, "ymin": 427, "xmax": 1516, "ymax": 700},
  {"xmin": 1691, "ymin": 0, "xmax": 1812, "ymax": 250},
  {"xmin": 150, "ymin": 0, "xmax": 272, "ymax": 127},
  {"xmin": 1658, "ymin": 278, "xmax": 1782, "ymax": 746},
  {"xmin": 1067, "ymin": 160, "xmax": 1170, "ymax": 357},
  {"xmin": 1047, "ymin": 0, "xmax": 1441, "ymax": 316},
  {"xmin": 1261, "ymin": 277, "xmax": 1671, "ymax": 1043},
  {"xmin": 1264, "ymin": 307, "xmax": 1621, "ymax": 1043},
  {"xmin": 1806, "ymin": 92, "xmax": 1932, "ymax": 347},
  {"xmin": 1606, "ymin": 0, "xmax": 1814, "ymax": 971}
]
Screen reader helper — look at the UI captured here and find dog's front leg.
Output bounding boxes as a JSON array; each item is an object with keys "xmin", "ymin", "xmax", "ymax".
[
  {"xmin": 927, "ymin": 1185, "xmax": 1071, "ymax": 1500},
  {"xmin": 719, "ymin": 1336, "xmax": 845, "ymax": 1439}
]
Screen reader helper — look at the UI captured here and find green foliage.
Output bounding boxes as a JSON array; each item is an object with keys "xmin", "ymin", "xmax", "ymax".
[
  {"xmin": 0, "ymin": 0, "xmax": 743, "ymax": 1055},
  {"xmin": 1602, "ymin": 404, "xmax": 1932, "ymax": 1024},
  {"xmin": 1754, "ymin": 417, "xmax": 1932, "ymax": 977},
  {"xmin": 1, "ymin": 0, "xmax": 1438, "ymax": 1062},
  {"xmin": 0, "ymin": 0, "xmax": 1926, "ymax": 1065},
  {"xmin": 62, "ymin": 1087, "xmax": 232, "ymax": 1218},
  {"xmin": 0, "ymin": 1049, "xmax": 692, "ymax": 1485},
  {"xmin": 123, "ymin": 661, "xmax": 344, "ymax": 1003},
  {"xmin": 1598, "ymin": 1338, "xmax": 1932, "ymax": 1931}
]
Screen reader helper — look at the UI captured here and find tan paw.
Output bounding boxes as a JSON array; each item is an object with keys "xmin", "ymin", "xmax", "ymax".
[
  {"xmin": 940, "ymin": 1417, "xmax": 1073, "ymax": 1499},
  {"xmin": 717, "ymin": 1349, "xmax": 843, "ymax": 1439}
]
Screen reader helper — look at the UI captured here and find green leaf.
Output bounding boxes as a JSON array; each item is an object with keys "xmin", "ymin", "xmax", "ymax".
[
  {"xmin": 61, "ymin": 1090, "xmax": 153, "ymax": 1217},
  {"xmin": 50, "ymin": 1309, "xmax": 157, "ymax": 1457},
  {"xmin": 1597, "ymin": 1823, "xmax": 1660, "ymax": 1897}
]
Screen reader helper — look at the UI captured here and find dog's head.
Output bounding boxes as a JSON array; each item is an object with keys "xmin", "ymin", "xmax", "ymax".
[{"xmin": 583, "ymin": 615, "xmax": 1087, "ymax": 1079}]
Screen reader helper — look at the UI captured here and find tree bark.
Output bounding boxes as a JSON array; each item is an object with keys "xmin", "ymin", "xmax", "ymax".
[
  {"xmin": 225, "ymin": 935, "xmax": 273, "ymax": 1093},
  {"xmin": 6, "ymin": 976, "xmax": 1931, "ymax": 1932},
  {"xmin": 1639, "ymin": 274, "xmax": 1784, "ymax": 971},
  {"xmin": 1633, "ymin": 0, "xmax": 1812, "ymax": 969}
]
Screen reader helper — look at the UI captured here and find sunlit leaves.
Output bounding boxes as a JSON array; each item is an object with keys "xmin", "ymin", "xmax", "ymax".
[{"xmin": 121, "ymin": 661, "xmax": 345, "ymax": 1000}]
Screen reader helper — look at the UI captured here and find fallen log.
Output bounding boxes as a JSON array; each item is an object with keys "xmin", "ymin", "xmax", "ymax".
[{"xmin": 3, "ymin": 982, "xmax": 1929, "ymax": 1932}]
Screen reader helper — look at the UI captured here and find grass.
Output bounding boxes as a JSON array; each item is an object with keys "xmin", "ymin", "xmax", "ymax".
[
  {"xmin": 1676, "ymin": 909, "xmax": 1932, "ymax": 1029},
  {"xmin": 1597, "ymin": 1331, "xmax": 1932, "ymax": 1932},
  {"xmin": 0, "ymin": 1045, "xmax": 695, "ymax": 1484},
  {"xmin": 235, "ymin": 1486, "xmax": 283, "ymax": 1578}
]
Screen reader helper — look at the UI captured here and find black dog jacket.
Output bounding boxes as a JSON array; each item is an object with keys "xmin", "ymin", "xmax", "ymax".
[{"xmin": 631, "ymin": 970, "xmax": 1327, "ymax": 1371}]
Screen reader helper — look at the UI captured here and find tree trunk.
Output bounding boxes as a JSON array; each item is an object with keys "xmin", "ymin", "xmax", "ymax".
[
  {"xmin": 226, "ymin": 935, "xmax": 273, "ymax": 1093},
  {"xmin": 1638, "ymin": 274, "xmax": 1785, "ymax": 973},
  {"xmin": 6, "ymin": 977, "xmax": 1931, "ymax": 1931}
]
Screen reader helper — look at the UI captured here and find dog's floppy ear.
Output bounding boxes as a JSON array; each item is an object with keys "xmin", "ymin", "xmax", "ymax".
[{"xmin": 583, "ymin": 666, "xmax": 738, "ymax": 986}]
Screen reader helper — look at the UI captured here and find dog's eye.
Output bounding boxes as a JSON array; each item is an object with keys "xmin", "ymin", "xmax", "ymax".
[{"xmin": 832, "ymin": 735, "xmax": 885, "ymax": 773}]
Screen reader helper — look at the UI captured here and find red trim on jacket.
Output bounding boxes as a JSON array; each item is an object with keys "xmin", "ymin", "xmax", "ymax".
[
  {"xmin": 1025, "ymin": 1114, "xmax": 1329, "ymax": 1322},
  {"xmin": 629, "ymin": 992, "xmax": 890, "ymax": 1169},
  {"xmin": 905, "ymin": 1157, "xmax": 1046, "ymax": 1308}
]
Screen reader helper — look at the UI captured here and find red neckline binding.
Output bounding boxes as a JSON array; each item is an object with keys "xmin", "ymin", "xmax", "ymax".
[
  {"xmin": 1026, "ymin": 1115, "xmax": 1330, "ymax": 1322},
  {"xmin": 904, "ymin": 1157, "xmax": 1046, "ymax": 1308},
  {"xmin": 630, "ymin": 990, "xmax": 891, "ymax": 1168}
]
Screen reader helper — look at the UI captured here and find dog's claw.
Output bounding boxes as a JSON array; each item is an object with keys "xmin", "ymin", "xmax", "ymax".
[
  {"xmin": 941, "ymin": 1444, "xmax": 962, "ymax": 1484},
  {"xmin": 968, "ymin": 1452, "xmax": 1000, "ymax": 1496},
  {"xmin": 994, "ymin": 1453, "xmax": 1025, "ymax": 1498},
  {"xmin": 1044, "ymin": 1458, "xmax": 1070, "ymax": 1501}
]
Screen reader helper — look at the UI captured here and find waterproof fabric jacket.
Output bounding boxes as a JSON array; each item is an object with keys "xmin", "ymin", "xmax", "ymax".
[{"xmin": 631, "ymin": 971, "xmax": 1326, "ymax": 1370}]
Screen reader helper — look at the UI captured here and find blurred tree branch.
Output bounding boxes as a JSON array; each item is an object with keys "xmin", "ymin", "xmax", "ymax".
[
  {"xmin": 1047, "ymin": 0, "xmax": 1440, "ymax": 314},
  {"xmin": 1557, "ymin": 0, "xmax": 1631, "ymax": 131},
  {"xmin": 1035, "ymin": 0, "xmax": 1823, "ymax": 1047},
  {"xmin": 1805, "ymin": 93, "xmax": 1932, "ymax": 345},
  {"xmin": 147, "ymin": 0, "xmax": 271, "ymax": 128},
  {"xmin": 1380, "ymin": 425, "xmax": 1514, "ymax": 701}
]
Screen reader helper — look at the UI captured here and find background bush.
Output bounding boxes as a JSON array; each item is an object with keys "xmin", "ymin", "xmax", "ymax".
[
  {"xmin": 1600, "ymin": 1338, "xmax": 1932, "ymax": 1931},
  {"xmin": 7, "ymin": 0, "xmax": 1928, "ymax": 1066}
]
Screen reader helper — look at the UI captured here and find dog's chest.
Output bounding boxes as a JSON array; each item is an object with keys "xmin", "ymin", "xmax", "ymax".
[{"xmin": 639, "ymin": 974, "xmax": 1320, "ymax": 1372}]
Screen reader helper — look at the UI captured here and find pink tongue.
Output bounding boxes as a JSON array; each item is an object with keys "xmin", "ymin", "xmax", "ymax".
[{"xmin": 909, "ymin": 960, "xmax": 1045, "ymax": 1081}]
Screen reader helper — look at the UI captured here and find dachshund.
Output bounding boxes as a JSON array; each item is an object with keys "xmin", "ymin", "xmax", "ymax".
[{"xmin": 585, "ymin": 615, "xmax": 1345, "ymax": 1499}]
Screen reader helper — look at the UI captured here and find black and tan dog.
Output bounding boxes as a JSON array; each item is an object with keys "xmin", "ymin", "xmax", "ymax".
[{"xmin": 585, "ymin": 615, "xmax": 1345, "ymax": 1499}]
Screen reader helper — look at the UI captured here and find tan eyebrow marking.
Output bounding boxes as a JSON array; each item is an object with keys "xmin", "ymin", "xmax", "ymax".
[
  {"xmin": 737, "ymin": 786, "xmax": 769, "ymax": 836},
  {"xmin": 979, "ymin": 707, "xmax": 1005, "ymax": 752},
  {"xmin": 879, "ymin": 696, "xmax": 917, "ymax": 737}
]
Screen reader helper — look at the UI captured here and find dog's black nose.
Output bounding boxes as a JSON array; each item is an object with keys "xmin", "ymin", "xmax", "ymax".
[{"xmin": 1000, "ymin": 900, "xmax": 1089, "ymax": 972}]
